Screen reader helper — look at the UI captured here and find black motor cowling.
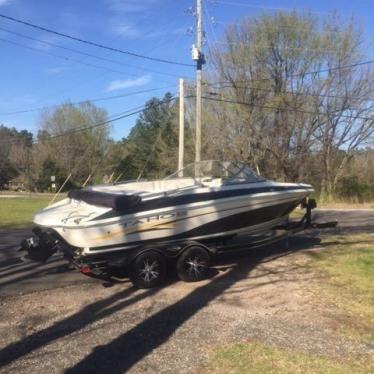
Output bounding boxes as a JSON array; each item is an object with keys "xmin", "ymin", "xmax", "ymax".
[{"xmin": 20, "ymin": 227, "xmax": 60, "ymax": 262}]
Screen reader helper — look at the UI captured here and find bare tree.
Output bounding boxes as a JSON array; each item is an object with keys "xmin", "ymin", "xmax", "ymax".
[{"xmin": 205, "ymin": 12, "xmax": 374, "ymax": 191}]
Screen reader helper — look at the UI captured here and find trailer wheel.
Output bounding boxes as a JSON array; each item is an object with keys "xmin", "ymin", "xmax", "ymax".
[
  {"xmin": 177, "ymin": 246, "xmax": 210, "ymax": 282},
  {"xmin": 129, "ymin": 250, "xmax": 166, "ymax": 289}
]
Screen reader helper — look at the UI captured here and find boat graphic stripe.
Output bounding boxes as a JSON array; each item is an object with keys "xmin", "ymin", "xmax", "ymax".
[
  {"xmin": 93, "ymin": 222, "xmax": 176, "ymax": 240},
  {"xmin": 92, "ymin": 185, "xmax": 308, "ymax": 221},
  {"xmin": 89, "ymin": 199, "xmax": 299, "ymax": 252},
  {"xmin": 92, "ymin": 194, "xmax": 302, "ymax": 241}
]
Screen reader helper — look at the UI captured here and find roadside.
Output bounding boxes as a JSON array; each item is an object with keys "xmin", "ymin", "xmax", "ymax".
[
  {"xmin": 0, "ymin": 195, "xmax": 63, "ymax": 229},
  {"xmin": 317, "ymin": 202, "xmax": 374, "ymax": 210}
]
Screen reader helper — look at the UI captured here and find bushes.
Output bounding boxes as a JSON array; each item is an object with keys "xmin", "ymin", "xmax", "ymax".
[{"xmin": 337, "ymin": 177, "xmax": 374, "ymax": 203}]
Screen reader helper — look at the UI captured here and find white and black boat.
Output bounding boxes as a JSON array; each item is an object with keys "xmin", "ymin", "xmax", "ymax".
[{"xmin": 21, "ymin": 160, "xmax": 317, "ymax": 287}]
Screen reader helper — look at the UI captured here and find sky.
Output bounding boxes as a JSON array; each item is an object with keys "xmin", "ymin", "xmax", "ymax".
[{"xmin": 0, "ymin": 0, "xmax": 373, "ymax": 141}]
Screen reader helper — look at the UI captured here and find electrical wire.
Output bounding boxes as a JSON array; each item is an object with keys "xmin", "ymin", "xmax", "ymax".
[
  {"xmin": 0, "ymin": 26, "xmax": 190, "ymax": 79},
  {"xmin": 0, "ymin": 85, "xmax": 176, "ymax": 115},
  {"xmin": 204, "ymin": 83, "xmax": 374, "ymax": 102},
  {"xmin": 210, "ymin": 0, "xmax": 329, "ymax": 15},
  {"xmin": 207, "ymin": 58, "xmax": 374, "ymax": 86},
  {"xmin": 203, "ymin": 0, "xmax": 219, "ymax": 68},
  {"xmin": 199, "ymin": 94, "xmax": 374, "ymax": 121},
  {"xmin": 0, "ymin": 37, "xmax": 181, "ymax": 85},
  {"xmin": 0, "ymin": 96, "xmax": 177, "ymax": 146},
  {"xmin": 212, "ymin": 40, "xmax": 338, "ymax": 54},
  {"xmin": 0, "ymin": 13, "xmax": 194, "ymax": 67}
]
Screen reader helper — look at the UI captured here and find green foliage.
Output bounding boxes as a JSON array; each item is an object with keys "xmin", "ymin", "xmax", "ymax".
[
  {"xmin": 37, "ymin": 101, "xmax": 110, "ymax": 186},
  {"xmin": 0, "ymin": 125, "xmax": 33, "ymax": 187},
  {"xmin": 119, "ymin": 93, "xmax": 179, "ymax": 179},
  {"xmin": 337, "ymin": 176, "xmax": 374, "ymax": 202},
  {"xmin": 34, "ymin": 158, "xmax": 79, "ymax": 192}
]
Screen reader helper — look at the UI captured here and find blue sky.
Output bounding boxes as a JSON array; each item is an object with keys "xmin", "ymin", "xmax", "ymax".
[{"xmin": 0, "ymin": 0, "xmax": 373, "ymax": 140}]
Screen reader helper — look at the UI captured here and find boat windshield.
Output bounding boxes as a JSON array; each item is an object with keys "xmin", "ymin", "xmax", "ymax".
[{"xmin": 165, "ymin": 160, "xmax": 265, "ymax": 184}]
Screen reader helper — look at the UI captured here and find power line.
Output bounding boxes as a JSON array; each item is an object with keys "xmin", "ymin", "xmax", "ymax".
[
  {"xmin": 203, "ymin": 0, "xmax": 219, "ymax": 67},
  {"xmin": 209, "ymin": 0, "xmax": 329, "ymax": 15},
  {"xmin": 0, "ymin": 106, "xmax": 142, "ymax": 145},
  {"xmin": 0, "ymin": 13, "xmax": 194, "ymax": 67},
  {"xmin": 0, "ymin": 37, "xmax": 181, "ymax": 85},
  {"xmin": 211, "ymin": 19, "xmax": 342, "ymax": 36},
  {"xmin": 0, "ymin": 26, "xmax": 189, "ymax": 79},
  {"xmin": 208, "ymin": 58, "xmax": 374, "ymax": 85},
  {"xmin": 200, "ymin": 94, "xmax": 374, "ymax": 121},
  {"xmin": 0, "ymin": 85, "xmax": 175, "ymax": 115},
  {"xmin": 204, "ymin": 83, "xmax": 374, "ymax": 102},
  {"xmin": 212, "ymin": 40, "xmax": 338, "ymax": 54},
  {"xmin": 0, "ymin": 96, "xmax": 177, "ymax": 145}
]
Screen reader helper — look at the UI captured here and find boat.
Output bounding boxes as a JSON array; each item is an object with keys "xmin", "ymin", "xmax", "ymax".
[{"xmin": 22, "ymin": 160, "xmax": 314, "ymax": 266}]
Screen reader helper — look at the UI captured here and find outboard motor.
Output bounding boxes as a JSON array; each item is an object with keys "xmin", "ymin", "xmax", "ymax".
[{"xmin": 20, "ymin": 227, "xmax": 60, "ymax": 262}]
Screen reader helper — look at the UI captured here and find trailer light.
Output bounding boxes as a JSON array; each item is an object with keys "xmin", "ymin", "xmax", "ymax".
[{"xmin": 80, "ymin": 265, "xmax": 91, "ymax": 274}]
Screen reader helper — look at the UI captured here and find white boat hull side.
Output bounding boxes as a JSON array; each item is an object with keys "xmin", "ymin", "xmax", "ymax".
[{"xmin": 50, "ymin": 189, "xmax": 309, "ymax": 250}]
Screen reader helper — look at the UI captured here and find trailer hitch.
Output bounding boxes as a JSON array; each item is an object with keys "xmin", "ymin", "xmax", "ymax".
[{"xmin": 297, "ymin": 198, "xmax": 337, "ymax": 230}]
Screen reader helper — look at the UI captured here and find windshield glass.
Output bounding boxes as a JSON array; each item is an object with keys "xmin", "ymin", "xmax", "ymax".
[{"xmin": 165, "ymin": 160, "xmax": 265, "ymax": 184}]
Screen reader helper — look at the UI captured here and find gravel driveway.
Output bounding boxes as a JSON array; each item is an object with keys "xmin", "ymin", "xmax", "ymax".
[{"xmin": 0, "ymin": 210, "xmax": 373, "ymax": 373}]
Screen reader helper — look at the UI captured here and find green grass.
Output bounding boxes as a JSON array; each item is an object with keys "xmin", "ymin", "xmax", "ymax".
[
  {"xmin": 0, "ymin": 196, "xmax": 54, "ymax": 229},
  {"xmin": 204, "ymin": 342, "xmax": 370, "ymax": 374},
  {"xmin": 204, "ymin": 234, "xmax": 374, "ymax": 373},
  {"xmin": 316, "ymin": 194, "xmax": 374, "ymax": 209},
  {"xmin": 308, "ymin": 234, "xmax": 374, "ymax": 344}
]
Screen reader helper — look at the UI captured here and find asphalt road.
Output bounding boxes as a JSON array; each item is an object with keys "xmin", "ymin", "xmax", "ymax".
[{"xmin": 0, "ymin": 209, "xmax": 373, "ymax": 296}]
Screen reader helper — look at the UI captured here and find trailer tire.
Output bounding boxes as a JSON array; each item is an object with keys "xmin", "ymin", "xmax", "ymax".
[
  {"xmin": 177, "ymin": 246, "xmax": 210, "ymax": 282},
  {"xmin": 129, "ymin": 250, "xmax": 166, "ymax": 289}
]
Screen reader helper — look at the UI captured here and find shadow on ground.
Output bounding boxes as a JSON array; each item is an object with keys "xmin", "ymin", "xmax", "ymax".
[{"xmin": 0, "ymin": 235, "xmax": 321, "ymax": 373}]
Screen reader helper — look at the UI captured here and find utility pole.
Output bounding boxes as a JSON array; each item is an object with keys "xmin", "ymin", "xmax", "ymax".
[
  {"xmin": 178, "ymin": 78, "xmax": 184, "ymax": 176},
  {"xmin": 192, "ymin": 0, "xmax": 205, "ymax": 168}
]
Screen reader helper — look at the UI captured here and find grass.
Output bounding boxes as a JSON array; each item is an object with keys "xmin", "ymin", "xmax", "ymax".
[
  {"xmin": 0, "ymin": 195, "xmax": 55, "ymax": 229},
  {"xmin": 308, "ymin": 234, "xmax": 374, "ymax": 344},
  {"xmin": 204, "ymin": 234, "xmax": 374, "ymax": 373},
  {"xmin": 316, "ymin": 194, "xmax": 374, "ymax": 209},
  {"xmin": 318, "ymin": 201, "xmax": 374, "ymax": 209},
  {"xmin": 204, "ymin": 342, "xmax": 370, "ymax": 374}
]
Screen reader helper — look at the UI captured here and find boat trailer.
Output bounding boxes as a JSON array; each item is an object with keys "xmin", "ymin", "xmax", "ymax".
[{"xmin": 19, "ymin": 198, "xmax": 337, "ymax": 288}]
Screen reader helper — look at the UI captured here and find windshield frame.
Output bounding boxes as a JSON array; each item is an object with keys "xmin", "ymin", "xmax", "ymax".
[{"xmin": 164, "ymin": 160, "xmax": 265, "ymax": 184}]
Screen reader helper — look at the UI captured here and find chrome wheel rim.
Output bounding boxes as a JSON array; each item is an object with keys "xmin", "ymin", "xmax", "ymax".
[
  {"xmin": 185, "ymin": 255, "xmax": 206, "ymax": 278},
  {"xmin": 139, "ymin": 259, "xmax": 160, "ymax": 283}
]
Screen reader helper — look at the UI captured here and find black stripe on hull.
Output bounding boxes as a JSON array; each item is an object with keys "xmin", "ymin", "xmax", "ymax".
[
  {"xmin": 93, "ymin": 185, "xmax": 308, "ymax": 220},
  {"xmin": 89, "ymin": 199, "xmax": 300, "ymax": 252}
]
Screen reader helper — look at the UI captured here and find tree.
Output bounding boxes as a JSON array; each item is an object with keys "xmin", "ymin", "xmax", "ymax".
[
  {"xmin": 120, "ymin": 93, "xmax": 179, "ymax": 179},
  {"xmin": 37, "ymin": 101, "xmax": 111, "ymax": 185},
  {"xmin": 0, "ymin": 125, "xmax": 33, "ymax": 188},
  {"xmin": 206, "ymin": 12, "xmax": 374, "ymax": 192}
]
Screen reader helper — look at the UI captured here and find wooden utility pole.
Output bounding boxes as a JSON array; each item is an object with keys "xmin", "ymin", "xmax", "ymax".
[
  {"xmin": 194, "ymin": 0, "xmax": 204, "ymax": 167},
  {"xmin": 178, "ymin": 78, "xmax": 185, "ymax": 176}
]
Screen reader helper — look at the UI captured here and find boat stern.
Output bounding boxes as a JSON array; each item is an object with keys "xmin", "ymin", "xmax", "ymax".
[{"xmin": 20, "ymin": 226, "xmax": 75, "ymax": 262}]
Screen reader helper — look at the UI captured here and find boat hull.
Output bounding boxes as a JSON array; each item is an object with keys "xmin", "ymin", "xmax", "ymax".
[{"xmin": 48, "ymin": 189, "xmax": 308, "ymax": 255}]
